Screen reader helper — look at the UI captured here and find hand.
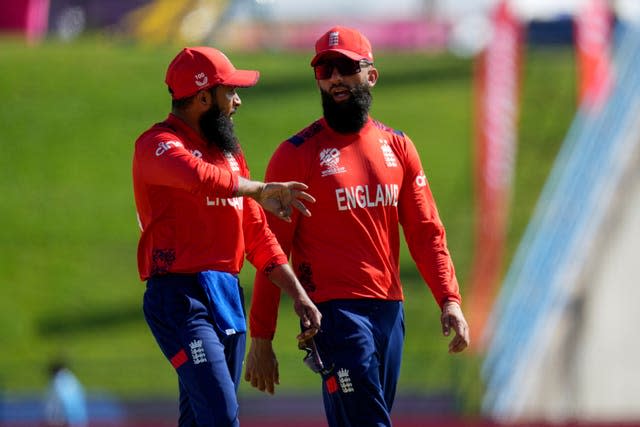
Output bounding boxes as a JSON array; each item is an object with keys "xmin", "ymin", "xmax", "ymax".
[
  {"xmin": 257, "ymin": 182, "xmax": 316, "ymax": 222},
  {"xmin": 292, "ymin": 294, "xmax": 322, "ymax": 332},
  {"xmin": 441, "ymin": 301, "xmax": 470, "ymax": 353},
  {"xmin": 245, "ymin": 338, "xmax": 279, "ymax": 395},
  {"xmin": 266, "ymin": 264, "xmax": 322, "ymax": 331}
]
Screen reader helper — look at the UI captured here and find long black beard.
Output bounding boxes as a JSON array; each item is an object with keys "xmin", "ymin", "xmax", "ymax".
[
  {"xmin": 321, "ymin": 83, "xmax": 372, "ymax": 133},
  {"xmin": 200, "ymin": 104, "xmax": 240, "ymax": 154}
]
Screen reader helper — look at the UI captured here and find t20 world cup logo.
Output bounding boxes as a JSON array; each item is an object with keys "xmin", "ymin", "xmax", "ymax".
[{"xmin": 319, "ymin": 148, "xmax": 346, "ymax": 177}]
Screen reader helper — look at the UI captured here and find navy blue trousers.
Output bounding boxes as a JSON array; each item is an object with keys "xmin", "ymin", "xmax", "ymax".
[
  {"xmin": 313, "ymin": 299, "xmax": 405, "ymax": 427},
  {"xmin": 143, "ymin": 274, "xmax": 245, "ymax": 427}
]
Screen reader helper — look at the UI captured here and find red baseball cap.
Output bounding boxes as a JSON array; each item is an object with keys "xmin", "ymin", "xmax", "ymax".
[
  {"xmin": 310, "ymin": 26, "xmax": 374, "ymax": 66},
  {"xmin": 165, "ymin": 47, "xmax": 260, "ymax": 100}
]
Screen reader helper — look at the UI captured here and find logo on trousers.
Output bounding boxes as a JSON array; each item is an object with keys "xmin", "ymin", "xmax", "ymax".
[
  {"xmin": 189, "ymin": 339, "xmax": 207, "ymax": 364},
  {"xmin": 337, "ymin": 368, "xmax": 354, "ymax": 393}
]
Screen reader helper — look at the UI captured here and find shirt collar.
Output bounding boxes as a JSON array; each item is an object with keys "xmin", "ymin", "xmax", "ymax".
[
  {"xmin": 320, "ymin": 116, "xmax": 374, "ymax": 137},
  {"xmin": 165, "ymin": 113, "xmax": 209, "ymax": 149}
]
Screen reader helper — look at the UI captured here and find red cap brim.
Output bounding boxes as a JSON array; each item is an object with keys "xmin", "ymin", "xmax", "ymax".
[
  {"xmin": 221, "ymin": 69, "xmax": 260, "ymax": 87},
  {"xmin": 310, "ymin": 49, "xmax": 366, "ymax": 66}
]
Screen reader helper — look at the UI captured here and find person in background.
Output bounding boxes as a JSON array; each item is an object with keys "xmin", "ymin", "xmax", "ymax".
[
  {"xmin": 245, "ymin": 26, "xmax": 470, "ymax": 427},
  {"xmin": 44, "ymin": 359, "xmax": 88, "ymax": 427},
  {"xmin": 132, "ymin": 46, "xmax": 321, "ymax": 426}
]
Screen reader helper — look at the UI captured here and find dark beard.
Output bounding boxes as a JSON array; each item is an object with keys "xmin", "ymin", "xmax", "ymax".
[
  {"xmin": 199, "ymin": 104, "xmax": 240, "ymax": 154},
  {"xmin": 321, "ymin": 83, "xmax": 372, "ymax": 133}
]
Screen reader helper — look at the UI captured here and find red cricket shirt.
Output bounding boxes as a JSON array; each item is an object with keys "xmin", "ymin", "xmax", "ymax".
[
  {"xmin": 250, "ymin": 117, "xmax": 461, "ymax": 339},
  {"xmin": 132, "ymin": 114, "xmax": 287, "ymax": 280}
]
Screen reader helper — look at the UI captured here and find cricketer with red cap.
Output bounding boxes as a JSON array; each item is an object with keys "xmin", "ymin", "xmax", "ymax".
[
  {"xmin": 132, "ymin": 46, "xmax": 321, "ymax": 427},
  {"xmin": 245, "ymin": 26, "xmax": 470, "ymax": 426}
]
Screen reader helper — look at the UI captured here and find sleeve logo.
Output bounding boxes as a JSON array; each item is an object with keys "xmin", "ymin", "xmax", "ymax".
[
  {"xmin": 155, "ymin": 140, "xmax": 183, "ymax": 156},
  {"xmin": 415, "ymin": 171, "xmax": 427, "ymax": 187}
]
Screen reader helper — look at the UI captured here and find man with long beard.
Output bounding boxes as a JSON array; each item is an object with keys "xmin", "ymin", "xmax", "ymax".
[
  {"xmin": 245, "ymin": 27, "xmax": 470, "ymax": 426},
  {"xmin": 132, "ymin": 46, "xmax": 321, "ymax": 427}
]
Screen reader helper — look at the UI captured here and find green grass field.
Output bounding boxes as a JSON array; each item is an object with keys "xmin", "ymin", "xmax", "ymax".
[{"xmin": 0, "ymin": 36, "xmax": 576, "ymax": 411}]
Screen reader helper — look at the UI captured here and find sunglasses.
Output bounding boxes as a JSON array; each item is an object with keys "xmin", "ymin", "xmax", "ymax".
[
  {"xmin": 314, "ymin": 58, "xmax": 373, "ymax": 80},
  {"xmin": 298, "ymin": 335, "xmax": 332, "ymax": 375}
]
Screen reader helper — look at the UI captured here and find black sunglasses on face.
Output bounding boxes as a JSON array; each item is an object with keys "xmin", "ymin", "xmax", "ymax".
[{"xmin": 314, "ymin": 58, "xmax": 373, "ymax": 80}]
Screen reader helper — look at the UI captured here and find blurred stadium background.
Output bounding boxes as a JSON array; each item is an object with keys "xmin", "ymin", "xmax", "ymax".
[{"xmin": 1, "ymin": 0, "xmax": 640, "ymax": 426}]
